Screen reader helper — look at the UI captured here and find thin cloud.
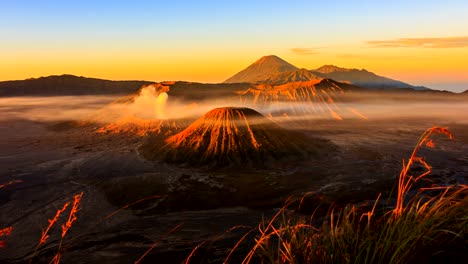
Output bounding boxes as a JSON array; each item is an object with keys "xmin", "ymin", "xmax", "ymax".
[
  {"xmin": 337, "ymin": 53, "xmax": 363, "ymax": 59},
  {"xmin": 366, "ymin": 36, "xmax": 468, "ymax": 48},
  {"xmin": 290, "ymin": 48, "xmax": 319, "ymax": 55},
  {"xmin": 337, "ymin": 53, "xmax": 419, "ymax": 60}
]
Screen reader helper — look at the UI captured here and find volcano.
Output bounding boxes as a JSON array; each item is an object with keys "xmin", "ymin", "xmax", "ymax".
[
  {"xmin": 223, "ymin": 55, "xmax": 298, "ymax": 84},
  {"xmin": 141, "ymin": 107, "xmax": 336, "ymax": 167},
  {"xmin": 222, "ymin": 55, "xmax": 424, "ymax": 90}
]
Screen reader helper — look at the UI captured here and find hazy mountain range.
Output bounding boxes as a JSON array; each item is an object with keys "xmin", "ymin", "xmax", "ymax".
[
  {"xmin": 1, "ymin": 55, "xmax": 466, "ymax": 97},
  {"xmin": 224, "ymin": 55, "xmax": 427, "ymax": 90},
  {"xmin": 0, "ymin": 74, "xmax": 151, "ymax": 97}
]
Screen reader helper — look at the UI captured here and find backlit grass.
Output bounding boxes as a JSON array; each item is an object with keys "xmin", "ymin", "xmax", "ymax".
[
  {"xmin": 1, "ymin": 127, "xmax": 466, "ymax": 263},
  {"xmin": 226, "ymin": 126, "xmax": 467, "ymax": 264}
]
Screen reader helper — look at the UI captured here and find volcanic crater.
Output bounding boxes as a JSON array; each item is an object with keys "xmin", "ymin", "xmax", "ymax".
[{"xmin": 140, "ymin": 107, "xmax": 337, "ymax": 167}]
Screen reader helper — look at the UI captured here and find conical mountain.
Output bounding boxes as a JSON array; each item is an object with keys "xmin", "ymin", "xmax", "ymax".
[
  {"xmin": 223, "ymin": 56, "xmax": 426, "ymax": 90},
  {"xmin": 141, "ymin": 107, "xmax": 336, "ymax": 167},
  {"xmin": 223, "ymin": 55, "xmax": 298, "ymax": 84}
]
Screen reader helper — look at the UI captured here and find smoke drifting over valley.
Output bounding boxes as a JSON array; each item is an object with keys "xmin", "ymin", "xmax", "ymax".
[
  {"xmin": 1, "ymin": 85, "xmax": 467, "ymax": 126},
  {"xmin": 130, "ymin": 85, "xmax": 169, "ymax": 119}
]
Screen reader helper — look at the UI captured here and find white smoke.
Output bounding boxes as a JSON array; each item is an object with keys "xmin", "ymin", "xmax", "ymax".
[
  {"xmin": 129, "ymin": 85, "xmax": 168, "ymax": 119},
  {"xmin": 121, "ymin": 84, "xmax": 245, "ymax": 120},
  {"xmin": 2, "ymin": 86, "xmax": 467, "ymax": 126},
  {"xmin": 155, "ymin": 92, "xmax": 168, "ymax": 118}
]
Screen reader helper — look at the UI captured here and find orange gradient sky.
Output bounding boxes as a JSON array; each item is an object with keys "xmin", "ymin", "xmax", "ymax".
[{"xmin": 2, "ymin": 1, "xmax": 468, "ymax": 91}]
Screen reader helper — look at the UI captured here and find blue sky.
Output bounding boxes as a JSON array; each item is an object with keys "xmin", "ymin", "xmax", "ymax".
[{"xmin": 1, "ymin": 0, "xmax": 468, "ymax": 91}]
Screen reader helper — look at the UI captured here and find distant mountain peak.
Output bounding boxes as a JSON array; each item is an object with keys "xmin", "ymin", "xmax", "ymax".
[
  {"xmin": 223, "ymin": 55, "xmax": 298, "ymax": 84},
  {"xmin": 223, "ymin": 55, "xmax": 425, "ymax": 90},
  {"xmin": 311, "ymin": 65, "xmax": 422, "ymax": 89},
  {"xmin": 315, "ymin": 65, "xmax": 352, "ymax": 74},
  {"xmin": 254, "ymin": 55, "xmax": 287, "ymax": 64}
]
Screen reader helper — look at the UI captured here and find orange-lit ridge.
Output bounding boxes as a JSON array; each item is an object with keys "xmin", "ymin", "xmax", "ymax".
[{"xmin": 236, "ymin": 80, "xmax": 358, "ymax": 120}]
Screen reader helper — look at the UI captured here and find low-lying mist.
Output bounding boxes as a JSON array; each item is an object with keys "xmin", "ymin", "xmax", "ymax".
[
  {"xmin": 1, "ymin": 88, "xmax": 467, "ymax": 126},
  {"xmin": 0, "ymin": 95, "xmax": 120, "ymax": 122}
]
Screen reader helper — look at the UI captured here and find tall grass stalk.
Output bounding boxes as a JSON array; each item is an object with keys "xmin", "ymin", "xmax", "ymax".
[{"xmin": 228, "ymin": 126, "xmax": 466, "ymax": 263}]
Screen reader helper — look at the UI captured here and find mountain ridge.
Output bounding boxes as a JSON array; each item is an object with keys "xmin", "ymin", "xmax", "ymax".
[
  {"xmin": 315, "ymin": 65, "xmax": 353, "ymax": 74},
  {"xmin": 224, "ymin": 55, "xmax": 427, "ymax": 90},
  {"xmin": 310, "ymin": 66, "xmax": 421, "ymax": 90},
  {"xmin": 0, "ymin": 74, "xmax": 151, "ymax": 97}
]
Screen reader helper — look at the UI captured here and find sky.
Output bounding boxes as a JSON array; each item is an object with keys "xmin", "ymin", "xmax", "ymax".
[{"xmin": 1, "ymin": 0, "xmax": 468, "ymax": 92}]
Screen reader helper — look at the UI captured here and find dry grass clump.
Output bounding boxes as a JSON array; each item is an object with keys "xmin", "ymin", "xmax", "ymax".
[
  {"xmin": 2, "ymin": 127, "xmax": 466, "ymax": 263},
  {"xmin": 225, "ymin": 126, "xmax": 467, "ymax": 264},
  {"xmin": 32, "ymin": 192, "xmax": 83, "ymax": 264}
]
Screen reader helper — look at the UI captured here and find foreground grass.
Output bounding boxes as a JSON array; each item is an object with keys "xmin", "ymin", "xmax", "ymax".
[
  {"xmin": 240, "ymin": 186, "xmax": 466, "ymax": 264},
  {"xmin": 228, "ymin": 127, "xmax": 467, "ymax": 264},
  {"xmin": 3, "ymin": 126, "xmax": 466, "ymax": 263}
]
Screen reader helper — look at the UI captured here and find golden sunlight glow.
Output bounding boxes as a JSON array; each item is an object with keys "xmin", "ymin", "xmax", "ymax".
[{"xmin": 1, "ymin": 44, "xmax": 466, "ymax": 85}]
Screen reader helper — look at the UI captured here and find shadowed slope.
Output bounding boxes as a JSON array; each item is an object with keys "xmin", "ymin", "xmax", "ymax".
[
  {"xmin": 313, "ymin": 65, "xmax": 423, "ymax": 89},
  {"xmin": 141, "ymin": 107, "xmax": 336, "ymax": 167},
  {"xmin": 0, "ymin": 74, "xmax": 151, "ymax": 97}
]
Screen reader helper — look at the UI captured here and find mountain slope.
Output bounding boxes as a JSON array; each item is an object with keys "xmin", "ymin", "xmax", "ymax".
[
  {"xmin": 0, "ymin": 74, "xmax": 151, "ymax": 97},
  {"xmin": 314, "ymin": 65, "xmax": 351, "ymax": 74},
  {"xmin": 141, "ymin": 107, "xmax": 336, "ymax": 167},
  {"xmin": 236, "ymin": 79, "xmax": 363, "ymax": 118},
  {"xmin": 312, "ymin": 65, "xmax": 424, "ymax": 90},
  {"xmin": 263, "ymin": 68, "xmax": 322, "ymax": 85},
  {"xmin": 223, "ymin": 55, "xmax": 426, "ymax": 90},
  {"xmin": 223, "ymin": 55, "xmax": 298, "ymax": 84}
]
